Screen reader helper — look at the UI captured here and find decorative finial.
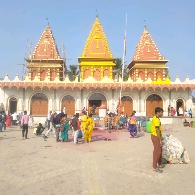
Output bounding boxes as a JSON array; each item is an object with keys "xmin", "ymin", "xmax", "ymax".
[
  {"xmin": 144, "ymin": 20, "xmax": 147, "ymax": 31},
  {"xmin": 46, "ymin": 18, "xmax": 49, "ymax": 26},
  {"xmin": 96, "ymin": 9, "xmax": 98, "ymax": 18}
]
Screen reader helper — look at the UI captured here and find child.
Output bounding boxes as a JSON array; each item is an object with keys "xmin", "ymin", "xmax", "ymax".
[{"xmin": 151, "ymin": 107, "xmax": 164, "ymax": 173}]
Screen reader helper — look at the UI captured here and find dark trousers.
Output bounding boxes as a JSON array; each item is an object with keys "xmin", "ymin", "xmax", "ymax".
[
  {"xmin": 36, "ymin": 128, "xmax": 45, "ymax": 135},
  {"xmin": 3, "ymin": 122, "xmax": 6, "ymax": 130},
  {"xmin": 47, "ymin": 120, "xmax": 50, "ymax": 129},
  {"xmin": 151, "ymin": 135, "xmax": 162, "ymax": 169},
  {"xmin": 189, "ymin": 114, "xmax": 192, "ymax": 118},
  {"xmin": 22, "ymin": 124, "xmax": 28, "ymax": 138},
  {"xmin": 13, "ymin": 120, "xmax": 17, "ymax": 126},
  {"xmin": 56, "ymin": 127, "xmax": 60, "ymax": 142}
]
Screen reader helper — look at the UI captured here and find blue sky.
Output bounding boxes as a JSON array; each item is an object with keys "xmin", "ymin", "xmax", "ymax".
[{"xmin": 0, "ymin": 0, "xmax": 195, "ymax": 82}]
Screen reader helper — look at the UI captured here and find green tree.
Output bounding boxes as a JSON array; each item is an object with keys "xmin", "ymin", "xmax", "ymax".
[
  {"xmin": 113, "ymin": 58, "xmax": 129, "ymax": 81},
  {"xmin": 67, "ymin": 65, "xmax": 79, "ymax": 81},
  {"xmin": 165, "ymin": 69, "xmax": 170, "ymax": 79}
]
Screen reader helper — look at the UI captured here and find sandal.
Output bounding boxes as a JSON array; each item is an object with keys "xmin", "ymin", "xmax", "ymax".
[
  {"xmin": 153, "ymin": 168, "xmax": 163, "ymax": 173},
  {"xmin": 158, "ymin": 165, "xmax": 165, "ymax": 168}
]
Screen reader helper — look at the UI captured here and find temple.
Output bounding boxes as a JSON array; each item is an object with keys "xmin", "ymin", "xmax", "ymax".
[{"xmin": 0, "ymin": 16, "xmax": 194, "ymax": 123}]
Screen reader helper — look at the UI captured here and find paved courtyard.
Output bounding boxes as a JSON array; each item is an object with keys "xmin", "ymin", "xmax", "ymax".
[{"xmin": 0, "ymin": 124, "xmax": 195, "ymax": 195}]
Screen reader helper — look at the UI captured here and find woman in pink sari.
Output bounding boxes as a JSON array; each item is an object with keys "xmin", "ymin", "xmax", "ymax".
[
  {"xmin": 6, "ymin": 114, "xmax": 11, "ymax": 127},
  {"xmin": 171, "ymin": 107, "xmax": 176, "ymax": 116},
  {"xmin": 127, "ymin": 112, "xmax": 138, "ymax": 138}
]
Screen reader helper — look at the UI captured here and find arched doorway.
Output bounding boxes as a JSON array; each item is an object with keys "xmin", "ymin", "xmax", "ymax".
[
  {"xmin": 88, "ymin": 93, "xmax": 107, "ymax": 115},
  {"xmin": 176, "ymin": 99, "xmax": 184, "ymax": 116},
  {"xmin": 121, "ymin": 96, "xmax": 133, "ymax": 116},
  {"xmin": 146, "ymin": 94, "xmax": 163, "ymax": 116},
  {"xmin": 9, "ymin": 97, "xmax": 17, "ymax": 114},
  {"xmin": 31, "ymin": 93, "xmax": 48, "ymax": 116},
  {"xmin": 62, "ymin": 95, "xmax": 75, "ymax": 116}
]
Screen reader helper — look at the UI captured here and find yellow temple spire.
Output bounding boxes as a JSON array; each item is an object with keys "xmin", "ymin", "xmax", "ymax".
[
  {"xmin": 81, "ymin": 16, "xmax": 113, "ymax": 58},
  {"xmin": 78, "ymin": 16, "xmax": 116, "ymax": 81}
]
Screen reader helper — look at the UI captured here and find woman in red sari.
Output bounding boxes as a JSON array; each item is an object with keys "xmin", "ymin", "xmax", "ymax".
[{"xmin": 6, "ymin": 114, "xmax": 11, "ymax": 127}]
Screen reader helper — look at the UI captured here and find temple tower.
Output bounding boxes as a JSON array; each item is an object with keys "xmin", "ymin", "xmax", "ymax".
[
  {"xmin": 78, "ymin": 16, "xmax": 116, "ymax": 81},
  {"xmin": 128, "ymin": 26, "xmax": 169, "ymax": 82},
  {"xmin": 25, "ymin": 25, "xmax": 64, "ymax": 81}
]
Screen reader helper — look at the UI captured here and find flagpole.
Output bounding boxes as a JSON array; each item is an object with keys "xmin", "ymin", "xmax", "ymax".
[{"xmin": 119, "ymin": 14, "xmax": 127, "ymax": 106}]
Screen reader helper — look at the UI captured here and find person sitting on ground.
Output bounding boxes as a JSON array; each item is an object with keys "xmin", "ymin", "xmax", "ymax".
[
  {"xmin": 183, "ymin": 119, "xmax": 190, "ymax": 127},
  {"xmin": 35, "ymin": 123, "xmax": 45, "ymax": 135},
  {"xmin": 188, "ymin": 108, "xmax": 193, "ymax": 118}
]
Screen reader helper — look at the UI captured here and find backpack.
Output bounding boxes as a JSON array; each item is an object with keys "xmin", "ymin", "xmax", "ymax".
[
  {"xmin": 54, "ymin": 113, "xmax": 64, "ymax": 124},
  {"xmin": 0, "ymin": 115, "xmax": 2, "ymax": 122}
]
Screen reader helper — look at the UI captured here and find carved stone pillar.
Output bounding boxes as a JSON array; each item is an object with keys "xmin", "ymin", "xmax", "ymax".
[
  {"xmin": 81, "ymin": 89, "xmax": 83, "ymax": 109},
  {"xmin": 23, "ymin": 88, "xmax": 25, "ymax": 111},
  {"xmin": 139, "ymin": 90, "xmax": 141, "ymax": 113},
  {"xmin": 53, "ymin": 88, "xmax": 56, "ymax": 111},
  {"xmin": 112, "ymin": 88, "xmax": 115, "ymax": 112},
  {"xmin": 169, "ymin": 89, "xmax": 171, "ymax": 105}
]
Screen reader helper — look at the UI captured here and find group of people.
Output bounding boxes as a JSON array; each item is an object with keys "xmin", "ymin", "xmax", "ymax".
[
  {"xmin": 0, "ymin": 111, "xmax": 34, "ymax": 129},
  {"xmin": 168, "ymin": 105, "xmax": 176, "ymax": 116},
  {"xmin": 43, "ymin": 111, "xmax": 94, "ymax": 144},
  {"xmin": 168, "ymin": 105, "xmax": 193, "ymax": 118}
]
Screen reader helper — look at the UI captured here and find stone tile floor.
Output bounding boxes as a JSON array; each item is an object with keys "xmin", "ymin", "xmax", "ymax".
[{"xmin": 0, "ymin": 125, "xmax": 195, "ymax": 195}]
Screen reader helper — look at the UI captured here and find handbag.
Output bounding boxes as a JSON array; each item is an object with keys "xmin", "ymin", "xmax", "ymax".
[
  {"xmin": 130, "ymin": 120, "xmax": 136, "ymax": 125},
  {"xmin": 59, "ymin": 124, "xmax": 64, "ymax": 132},
  {"xmin": 78, "ymin": 130, "xmax": 83, "ymax": 138}
]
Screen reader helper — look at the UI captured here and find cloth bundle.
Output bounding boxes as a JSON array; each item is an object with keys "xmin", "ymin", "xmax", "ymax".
[{"xmin": 162, "ymin": 134, "xmax": 185, "ymax": 164}]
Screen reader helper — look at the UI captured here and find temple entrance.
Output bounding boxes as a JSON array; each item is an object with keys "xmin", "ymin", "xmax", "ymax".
[
  {"xmin": 9, "ymin": 97, "xmax": 17, "ymax": 114},
  {"xmin": 146, "ymin": 94, "xmax": 163, "ymax": 116},
  {"xmin": 176, "ymin": 99, "xmax": 184, "ymax": 116},
  {"xmin": 62, "ymin": 95, "xmax": 75, "ymax": 116},
  {"xmin": 88, "ymin": 93, "xmax": 107, "ymax": 115},
  {"xmin": 121, "ymin": 96, "xmax": 133, "ymax": 116},
  {"xmin": 31, "ymin": 93, "xmax": 48, "ymax": 116}
]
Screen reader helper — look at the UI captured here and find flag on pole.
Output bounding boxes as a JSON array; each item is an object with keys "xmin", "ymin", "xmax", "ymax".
[
  {"xmin": 124, "ymin": 33, "xmax": 126, "ymax": 56},
  {"xmin": 124, "ymin": 14, "xmax": 127, "ymax": 56}
]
